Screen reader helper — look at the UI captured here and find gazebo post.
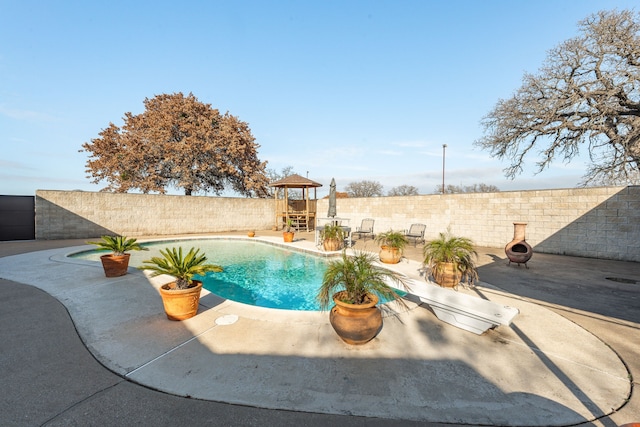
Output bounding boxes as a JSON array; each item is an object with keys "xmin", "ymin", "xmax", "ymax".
[
  {"xmin": 284, "ymin": 186, "xmax": 289, "ymax": 228},
  {"xmin": 304, "ymin": 187, "xmax": 310, "ymax": 232},
  {"xmin": 273, "ymin": 187, "xmax": 279, "ymax": 230}
]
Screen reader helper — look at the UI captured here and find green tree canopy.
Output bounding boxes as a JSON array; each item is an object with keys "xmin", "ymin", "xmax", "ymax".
[
  {"xmin": 81, "ymin": 92, "xmax": 269, "ymax": 196},
  {"xmin": 476, "ymin": 10, "xmax": 640, "ymax": 186}
]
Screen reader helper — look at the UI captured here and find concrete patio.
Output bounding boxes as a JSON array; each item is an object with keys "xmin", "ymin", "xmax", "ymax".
[{"xmin": 1, "ymin": 230, "xmax": 638, "ymax": 426}]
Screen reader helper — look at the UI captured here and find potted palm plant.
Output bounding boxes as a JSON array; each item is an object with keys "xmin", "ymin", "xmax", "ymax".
[
  {"xmin": 283, "ymin": 219, "xmax": 295, "ymax": 242},
  {"xmin": 422, "ymin": 229, "xmax": 478, "ymax": 288},
  {"xmin": 87, "ymin": 235, "xmax": 148, "ymax": 277},
  {"xmin": 317, "ymin": 251, "xmax": 409, "ymax": 345},
  {"xmin": 374, "ymin": 230, "xmax": 408, "ymax": 264},
  {"xmin": 319, "ymin": 223, "xmax": 345, "ymax": 251},
  {"xmin": 139, "ymin": 247, "xmax": 223, "ymax": 320}
]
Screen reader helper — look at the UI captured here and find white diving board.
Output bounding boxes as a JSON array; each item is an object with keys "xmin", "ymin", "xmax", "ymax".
[{"xmin": 404, "ymin": 279, "xmax": 519, "ymax": 335}]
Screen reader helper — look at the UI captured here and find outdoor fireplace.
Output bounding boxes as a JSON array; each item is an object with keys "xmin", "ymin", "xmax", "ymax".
[{"xmin": 505, "ymin": 222, "xmax": 532, "ymax": 268}]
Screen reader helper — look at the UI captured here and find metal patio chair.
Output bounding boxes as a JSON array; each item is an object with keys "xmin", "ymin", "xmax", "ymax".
[
  {"xmin": 404, "ymin": 223, "xmax": 426, "ymax": 246},
  {"xmin": 352, "ymin": 218, "xmax": 375, "ymax": 241}
]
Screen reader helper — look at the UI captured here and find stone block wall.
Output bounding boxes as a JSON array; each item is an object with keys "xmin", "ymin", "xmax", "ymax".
[
  {"xmin": 317, "ymin": 186, "xmax": 639, "ymax": 262},
  {"xmin": 35, "ymin": 190, "xmax": 273, "ymax": 240},
  {"xmin": 35, "ymin": 186, "xmax": 639, "ymax": 262}
]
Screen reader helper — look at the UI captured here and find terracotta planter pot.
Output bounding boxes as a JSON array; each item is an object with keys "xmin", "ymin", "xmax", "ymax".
[
  {"xmin": 159, "ymin": 280, "xmax": 203, "ymax": 321},
  {"xmin": 247, "ymin": 231, "xmax": 255, "ymax": 237},
  {"xmin": 283, "ymin": 231, "xmax": 294, "ymax": 242},
  {"xmin": 505, "ymin": 222, "xmax": 533, "ymax": 266},
  {"xmin": 432, "ymin": 262, "xmax": 461, "ymax": 288},
  {"xmin": 323, "ymin": 238, "xmax": 342, "ymax": 251},
  {"xmin": 329, "ymin": 291, "xmax": 382, "ymax": 345},
  {"xmin": 379, "ymin": 245, "xmax": 401, "ymax": 264},
  {"xmin": 100, "ymin": 253, "xmax": 131, "ymax": 277}
]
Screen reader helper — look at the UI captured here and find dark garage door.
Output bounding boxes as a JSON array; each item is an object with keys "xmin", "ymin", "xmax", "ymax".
[{"xmin": 0, "ymin": 195, "xmax": 35, "ymax": 241}]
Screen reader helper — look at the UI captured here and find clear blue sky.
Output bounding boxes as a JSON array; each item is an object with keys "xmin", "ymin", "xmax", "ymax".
[{"xmin": 1, "ymin": 0, "xmax": 637, "ymax": 197}]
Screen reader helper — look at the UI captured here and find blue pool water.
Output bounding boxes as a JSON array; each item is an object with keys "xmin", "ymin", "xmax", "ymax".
[
  {"xmin": 72, "ymin": 239, "xmax": 333, "ymax": 311},
  {"xmin": 72, "ymin": 238, "xmax": 402, "ymax": 311}
]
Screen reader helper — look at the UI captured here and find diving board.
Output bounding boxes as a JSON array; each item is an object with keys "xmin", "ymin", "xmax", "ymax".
[{"xmin": 405, "ymin": 279, "xmax": 519, "ymax": 335}]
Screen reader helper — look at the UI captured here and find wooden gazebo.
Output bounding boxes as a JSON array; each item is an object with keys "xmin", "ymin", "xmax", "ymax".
[{"xmin": 269, "ymin": 174, "xmax": 322, "ymax": 232}]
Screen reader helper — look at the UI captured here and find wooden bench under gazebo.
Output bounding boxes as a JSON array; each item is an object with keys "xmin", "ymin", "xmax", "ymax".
[{"xmin": 269, "ymin": 174, "xmax": 322, "ymax": 232}]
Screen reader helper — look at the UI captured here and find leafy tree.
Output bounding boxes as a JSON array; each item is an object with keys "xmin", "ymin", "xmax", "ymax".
[
  {"xmin": 388, "ymin": 185, "xmax": 420, "ymax": 196},
  {"xmin": 345, "ymin": 180, "xmax": 384, "ymax": 197},
  {"xmin": 434, "ymin": 183, "xmax": 500, "ymax": 194},
  {"xmin": 81, "ymin": 92, "xmax": 269, "ymax": 196},
  {"xmin": 476, "ymin": 10, "xmax": 640, "ymax": 186}
]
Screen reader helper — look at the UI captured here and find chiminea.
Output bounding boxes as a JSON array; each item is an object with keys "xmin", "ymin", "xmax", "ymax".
[{"xmin": 505, "ymin": 222, "xmax": 532, "ymax": 268}]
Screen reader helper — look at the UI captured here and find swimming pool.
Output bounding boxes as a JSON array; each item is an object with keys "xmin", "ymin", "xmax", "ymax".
[{"xmin": 72, "ymin": 238, "xmax": 337, "ymax": 311}]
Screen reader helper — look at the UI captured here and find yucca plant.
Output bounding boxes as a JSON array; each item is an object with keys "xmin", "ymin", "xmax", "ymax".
[
  {"xmin": 422, "ymin": 229, "xmax": 478, "ymax": 286},
  {"xmin": 139, "ymin": 247, "xmax": 223, "ymax": 289},
  {"xmin": 317, "ymin": 250, "xmax": 409, "ymax": 310},
  {"xmin": 87, "ymin": 235, "xmax": 148, "ymax": 256}
]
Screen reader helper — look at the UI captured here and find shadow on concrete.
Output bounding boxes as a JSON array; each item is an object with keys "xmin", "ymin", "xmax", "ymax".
[
  {"xmin": 476, "ymin": 250, "xmax": 640, "ymax": 325},
  {"xmin": 1, "ymin": 278, "xmax": 594, "ymax": 426}
]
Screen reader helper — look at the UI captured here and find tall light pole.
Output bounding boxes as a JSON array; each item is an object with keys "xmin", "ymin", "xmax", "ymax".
[{"xmin": 442, "ymin": 144, "xmax": 447, "ymax": 194}]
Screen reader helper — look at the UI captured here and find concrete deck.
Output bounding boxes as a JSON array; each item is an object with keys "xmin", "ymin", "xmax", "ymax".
[{"xmin": 1, "ymin": 231, "xmax": 639, "ymax": 426}]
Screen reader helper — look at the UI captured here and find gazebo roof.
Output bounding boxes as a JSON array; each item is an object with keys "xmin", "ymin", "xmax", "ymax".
[{"xmin": 269, "ymin": 174, "xmax": 323, "ymax": 188}]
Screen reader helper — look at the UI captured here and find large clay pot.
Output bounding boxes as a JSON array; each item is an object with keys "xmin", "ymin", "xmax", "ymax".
[
  {"xmin": 432, "ymin": 262, "xmax": 461, "ymax": 288},
  {"xmin": 159, "ymin": 280, "xmax": 203, "ymax": 321},
  {"xmin": 323, "ymin": 238, "xmax": 342, "ymax": 251},
  {"xmin": 100, "ymin": 253, "xmax": 131, "ymax": 277},
  {"xmin": 283, "ymin": 232, "xmax": 294, "ymax": 243},
  {"xmin": 379, "ymin": 245, "xmax": 401, "ymax": 264},
  {"xmin": 329, "ymin": 291, "xmax": 382, "ymax": 345}
]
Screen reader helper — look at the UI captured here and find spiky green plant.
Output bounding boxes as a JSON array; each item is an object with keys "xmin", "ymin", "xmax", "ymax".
[
  {"xmin": 284, "ymin": 218, "xmax": 294, "ymax": 232},
  {"xmin": 320, "ymin": 223, "xmax": 345, "ymax": 241},
  {"xmin": 374, "ymin": 230, "xmax": 409, "ymax": 254},
  {"xmin": 422, "ymin": 229, "xmax": 478, "ymax": 286},
  {"xmin": 139, "ymin": 247, "xmax": 223, "ymax": 289},
  {"xmin": 316, "ymin": 250, "xmax": 409, "ymax": 310},
  {"xmin": 87, "ymin": 235, "xmax": 148, "ymax": 256}
]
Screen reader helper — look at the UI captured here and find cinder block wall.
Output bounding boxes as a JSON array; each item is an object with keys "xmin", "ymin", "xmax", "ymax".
[
  {"xmin": 36, "ymin": 186, "xmax": 639, "ymax": 262},
  {"xmin": 35, "ymin": 190, "xmax": 273, "ymax": 240},
  {"xmin": 317, "ymin": 186, "xmax": 639, "ymax": 262}
]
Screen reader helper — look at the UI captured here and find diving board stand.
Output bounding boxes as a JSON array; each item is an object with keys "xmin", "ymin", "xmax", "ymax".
[{"xmin": 405, "ymin": 279, "xmax": 519, "ymax": 335}]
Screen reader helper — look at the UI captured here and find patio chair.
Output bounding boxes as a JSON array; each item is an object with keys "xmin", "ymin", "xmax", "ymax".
[
  {"xmin": 404, "ymin": 223, "xmax": 426, "ymax": 246},
  {"xmin": 352, "ymin": 218, "xmax": 375, "ymax": 241}
]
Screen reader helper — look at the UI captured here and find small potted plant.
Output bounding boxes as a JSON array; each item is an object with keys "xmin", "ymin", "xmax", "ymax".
[
  {"xmin": 319, "ymin": 223, "xmax": 345, "ymax": 251},
  {"xmin": 283, "ymin": 219, "xmax": 295, "ymax": 242},
  {"xmin": 87, "ymin": 235, "xmax": 148, "ymax": 277},
  {"xmin": 139, "ymin": 247, "xmax": 223, "ymax": 320},
  {"xmin": 317, "ymin": 251, "xmax": 409, "ymax": 345},
  {"xmin": 422, "ymin": 229, "xmax": 478, "ymax": 288},
  {"xmin": 374, "ymin": 230, "xmax": 408, "ymax": 264}
]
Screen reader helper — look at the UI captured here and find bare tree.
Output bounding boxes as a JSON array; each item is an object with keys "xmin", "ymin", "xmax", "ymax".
[
  {"xmin": 265, "ymin": 166, "xmax": 296, "ymax": 198},
  {"xmin": 345, "ymin": 180, "xmax": 384, "ymax": 197},
  {"xmin": 434, "ymin": 183, "xmax": 500, "ymax": 194},
  {"xmin": 266, "ymin": 166, "xmax": 295, "ymax": 183},
  {"xmin": 81, "ymin": 92, "xmax": 269, "ymax": 196},
  {"xmin": 476, "ymin": 9, "xmax": 640, "ymax": 186},
  {"xmin": 388, "ymin": 185, "xmax": 420, "ymax": 196}
]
